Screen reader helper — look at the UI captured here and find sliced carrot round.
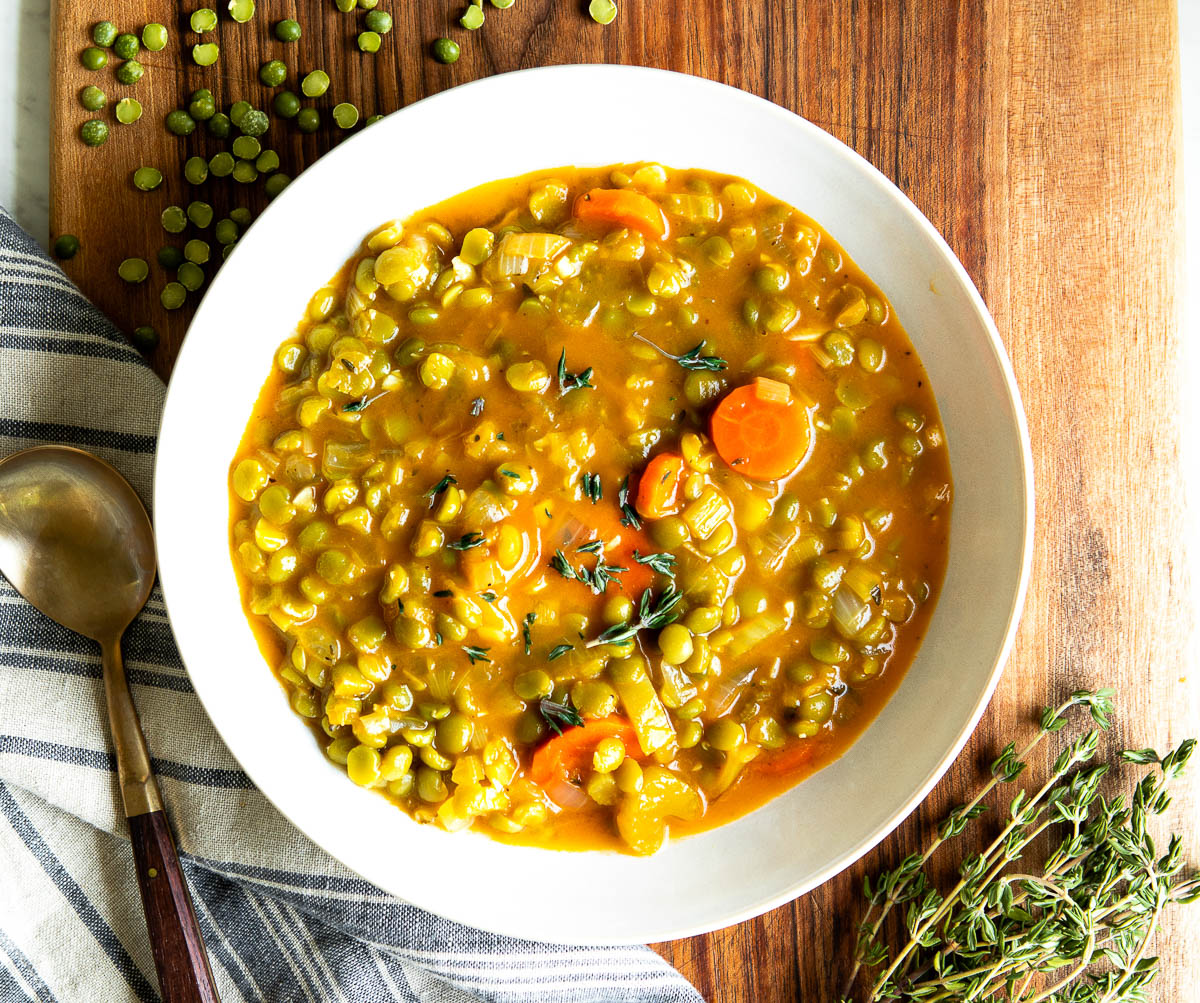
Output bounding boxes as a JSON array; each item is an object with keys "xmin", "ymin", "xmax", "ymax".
[
  {"xmin": 709, "ymin": 378, "xmax": 811, "ymax": 481},
  {"xmin": 530, "ymin": 717, "xmax": 642, "ymax": 785},
  {"xmin": 635, "ymin": 452, "xmax": 685, "ymax": 520},
  {"xmin": 572, "ymin": 188, "xmax": 668, "ymax": 240}
]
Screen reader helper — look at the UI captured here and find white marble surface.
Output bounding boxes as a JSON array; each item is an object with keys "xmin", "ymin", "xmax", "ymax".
[{"xmin": 0, "ymin": 0, "xmax": 50, "ymax": 244}]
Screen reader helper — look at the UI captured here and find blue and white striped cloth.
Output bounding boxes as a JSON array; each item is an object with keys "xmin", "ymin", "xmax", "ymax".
[{"xmin": 0, "ymin": 209, "xmax": 704, "ymax": 1003}]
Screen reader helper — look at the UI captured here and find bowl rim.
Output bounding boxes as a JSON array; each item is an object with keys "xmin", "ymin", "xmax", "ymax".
[{"xmin": 155, "ymin": 63, "xmax": 1035, "ymax": 944}]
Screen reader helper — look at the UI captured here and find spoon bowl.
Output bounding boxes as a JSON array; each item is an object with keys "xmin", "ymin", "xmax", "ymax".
[{"xmin": 0, "ymin": 446, "xmax": 155, "ymax": 642}]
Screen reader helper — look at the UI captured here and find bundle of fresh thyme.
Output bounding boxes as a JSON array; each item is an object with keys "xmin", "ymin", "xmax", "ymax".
[{"xmin": 842, "ymin": 689, "xmax": 1198, "ymax": 1001}]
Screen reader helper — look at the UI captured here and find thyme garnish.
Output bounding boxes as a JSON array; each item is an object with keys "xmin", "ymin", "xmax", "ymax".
[
  {"xmin": 425, "ymin": 473, "xmax": 457, "ymax": 505},
  {"xmin": 631, "ymin": 333, "xmax": 727, "ymax": 372},
  {"xmin": 617, "ymin": 474, "xmax": 641, "ymax": 530},
  {"xmin": 842, "ymin": 689, "xmax": 1199, "ymax": 1002},
  {"xmin": 522, "ymin": 612, "xmax": 536, "ymax": 655},
  {"xmin": 633, "ymin": 550, "xmax": 677, "ymax": 578},
  {"xmin": 447, "ymin": 531, "xmax": 485, "ymax": 551},
  {"xmin": 550, "ymin": 546, "xmax": 625, "ymax": 594},
  {"xmin": 550, "ymin": 549, "xmax": 576, "ymax": 581},
  {"xmin": 586, "ymin": 586, "xmax": 683, "ymax": 647},
  {"xmin": 538, "ymin": 696, "xmax": 584, "ymax": 735},
  {"xmin": 342, "ymin": 391, "xmax": 387, "ymax": 413},
  {"xmin": 557, "ymin": 348, "xmax": 595, "ymax": 394},
  {"xmin": 462, "ymin": 644, "xmax": 490, "ymax": 665},
  {"xmin": 581, "ymin": 471, "xmax": 602, "ymax": 504}
]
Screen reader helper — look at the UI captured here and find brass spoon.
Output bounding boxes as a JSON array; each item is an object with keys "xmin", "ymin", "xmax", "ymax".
[{"xmin": 0, "ymin": 445, "xmax": 219, "ymax": 1003}]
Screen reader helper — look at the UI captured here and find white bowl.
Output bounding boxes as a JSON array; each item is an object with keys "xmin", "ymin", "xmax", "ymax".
[{"xmin": 156, "ymin": 65, "xmax": 1033, "ymax": 944}]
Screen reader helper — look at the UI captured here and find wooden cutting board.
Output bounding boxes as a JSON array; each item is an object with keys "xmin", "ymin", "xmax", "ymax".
[{"xmin": 51, "ymin": 1, "xmax": 1196, "ymax": 999}]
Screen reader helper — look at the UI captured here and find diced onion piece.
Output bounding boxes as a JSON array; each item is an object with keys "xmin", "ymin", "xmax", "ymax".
[
  {"xmin": 494, "ymin": 232, "xmax": 571, "ymax": 276},
  {"xmin": 461, "ymin": 486, "xmax": 517, "ymax": 525},
  {"xmin": 321, "ymin": 441, "xmax": 371, "ymax": 480},
  {"xmin": 832, "ymin": 584, "xmax": 872, "ymax": 637},
  {"xmin": 707, "ymin": 665, "xmax": 757, "ymax": 718},
  {"xmin": 725, "ymin": 612, "xmax": 786, "ymax": 657},
  {"xmin": 758, "ymin": 526, "xmax": 799, "ymax": 572},
  {"xmin": 544, "ymin": 776, "xmax": 590, "ymax": 810},
  {"xmin": 659, "ymin": 193, "xmax": 721, "ymax": 222}
]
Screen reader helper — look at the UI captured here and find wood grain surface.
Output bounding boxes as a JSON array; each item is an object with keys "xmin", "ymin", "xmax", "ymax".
[{"xmin": 50, "ymin": 1, "xmax": 1196, "ymax": 999}]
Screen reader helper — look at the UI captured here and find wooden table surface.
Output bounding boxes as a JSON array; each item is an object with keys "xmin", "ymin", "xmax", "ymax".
[{"xmin": 51, "ymin": 1, "xmax": 1196, "ymax": 999}]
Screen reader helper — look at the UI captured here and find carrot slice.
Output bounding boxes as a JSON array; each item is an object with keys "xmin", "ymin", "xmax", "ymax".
[
  {"xmin": 529, "ymin": 717, "xmax": 642, "ymax": 785},
  {"xmin": 634, "ymin": 452, "xmax": 685, "ymax": 520},
  {"xmin": 757, "ymin": 740, "xmax": 818, "ymax": 776},
  {"xmin": 573, "ymin": 189, "xmax": 668, "ymax": 240},
  {"xmin": 709, "ymin": 378, "xmax": 811, "ymax": 481}
]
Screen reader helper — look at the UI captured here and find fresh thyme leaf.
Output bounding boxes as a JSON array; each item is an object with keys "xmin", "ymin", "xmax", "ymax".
[
  {"xmin": 633, "ymin": 550, "xmax": 677, "ymax": 578},
  {"xmin": 581, "ymin": 471, "xmax": 602, "ymax": 504},
  {"xmin": 582, "ymin": 561, "xmax": 626, "ymax": 594},
  {"xmin": 631, "ymin": 332, "xmax": 727, "ymax": 372},
  {"xmin": 845, "ymin": 689, "xmax": 1199, "ymax": 1002},
  {"xmin": 550, "ymin": 549, "xmax": 576, "ymax": 580},
  {"xmin": 470, "ymin": 397, "xmax": 484, "ymax": 416},
  {"xmin": 462, "ymin": 644, "xmax": 490, "ymax": 664},
  {"xmin": 552, "ymin": 545, "xmax": 624, "ymax": 594},
  {"xmin": 434, "ymin": 631, "xmax": 443, "ymax": 645},
  {"xmin": 341, "ymin": 391, "xmax": 386, "ymax": 413},
  {"xmin": 480, "ymin": 591, "xmax": 497, "ymax": 603},
  {"xmin": 538, "ymin": 696, "xmax": 583, "ymax": 735},
  {"xmin": 674, "ymin": 343, "xmax": 728, "ymax": 371},
  {"xmin": 447, "ymin": 531, "xmax": 485, "ymax": 551},
  {"xmin": 340, "ymin": 358, "xmax": 356, "ymax": 372},
  {"xmin": 499, "ymin": 467, "xmax": 521, "ymax": 479},
  {"xmin": 426, "ymin": 473, "xmax": 457, "ymax": 504},
  {"xmin": 587, "ymin": 586, "xmax": 683, "ymax": 647},
  {"xmin": 617, "ymin": 474, "xmax": 642, "ymax": 530},
  {"xmin": 522, "ymin": 612, "xmax": 536, "ymax": 655},
  {"xmin": 557, "ymin": 348, "xmax": 595, "ymax": 394},
  {"xmin": 547, "ymin": 643, "xmax": 574, "ymax": 661}
]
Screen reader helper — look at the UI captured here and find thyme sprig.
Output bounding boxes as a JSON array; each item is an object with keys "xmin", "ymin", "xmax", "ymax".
[
  {"xmin": 522, "ymin": 612, "xmax": 535, "ymax": 655},
  {"xmin": 342, "ymin": 392, "xmax": 389, "ymax": 413},
  {"xmin": 557, "ymin": 348, "xmax": 595, "ymax": 394},
  {"xmin": 843, "ymin": 689, "xmax": 1199, "ymax": 1002},
  {"xmin": 538, "ymin": 696, "xmax": 584, "ymax": 735},
  {"xmin": 447, "ymin": 531, "xmax": 485, "ymax": 551},
  {"xmin": 617, "ymin": 474, "xmax": 641, "ymax": 530},
  {"xmin": 631, "ymin": 333, "xmax": 727, "ymax": 372},
  {"xmin": 633, "ymin": 549, "xmax": 677, "ymax": 579},
  {"xmin": 461, "ymin": 644, "xmax": 490, "ymax": 665},
  {"xmin": 586, "ymin": 586, "xmax": 683, "ymax": 647},
  {"xmin": 581, "ymin": 471, "xmax": 602, "ymax": 503},
  {"xmin": 425, "ymin": 473, "xmax": 457, "ymax": 505},
  {"xmin": 549, "ymin": 545, "xmax": 626, "ymax": 594}
]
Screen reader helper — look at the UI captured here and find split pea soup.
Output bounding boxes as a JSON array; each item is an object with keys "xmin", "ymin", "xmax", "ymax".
[{"xmin": 228, "ymin": 164, "xmax": 952, "ymax": 855}]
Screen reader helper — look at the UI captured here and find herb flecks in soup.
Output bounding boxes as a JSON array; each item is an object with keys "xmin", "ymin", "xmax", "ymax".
[{"xmin": 229, "ymin": 164, "xmax": 952, "ymax": 854}]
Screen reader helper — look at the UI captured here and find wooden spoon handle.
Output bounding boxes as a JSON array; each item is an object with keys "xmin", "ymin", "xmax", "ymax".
[{"xmin": 128, "ymin": 810, "xmax": 221, "ymax": 1003}]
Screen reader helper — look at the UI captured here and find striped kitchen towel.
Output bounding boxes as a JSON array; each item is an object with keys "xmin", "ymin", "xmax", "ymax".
[{"xmin": 0, "ymin": 208, "xmax": 704, "ymax": 1003}]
